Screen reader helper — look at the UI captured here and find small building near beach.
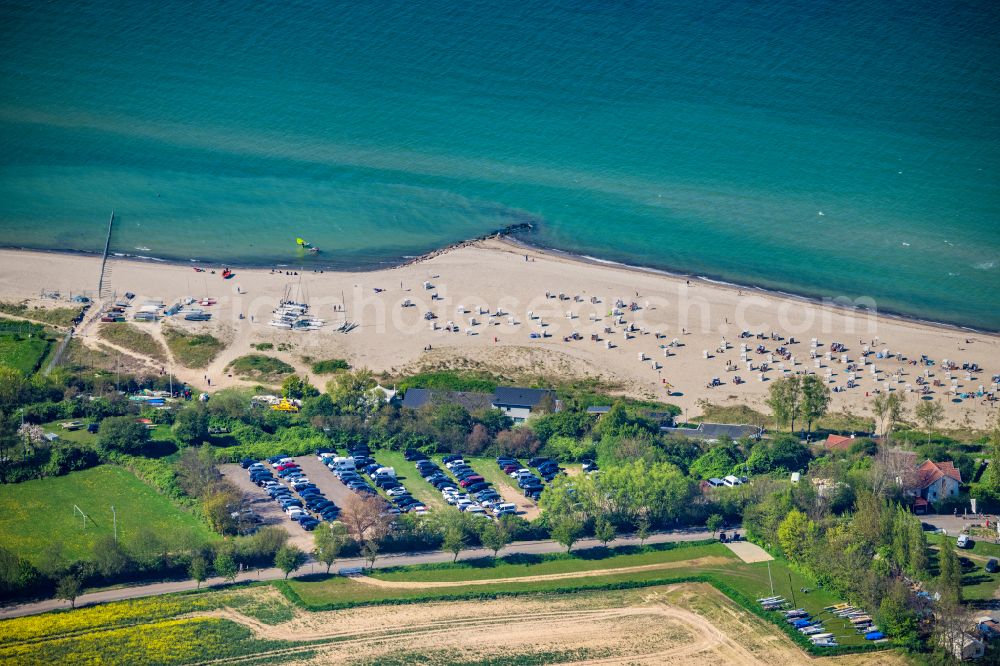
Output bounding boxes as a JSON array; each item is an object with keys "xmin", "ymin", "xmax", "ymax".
[
  {"xmin": 911, "ymin": 459, "xmax": 962, "ymax": 503},
  {"xmin": 491, "ymin": 387, "xmax": 558, "ymax": 423},
  {"xmin": 660, "ymin": 422, "xmax": 763, "ymax": 443},
  {"xmin": 400, "ymin": 388, "xmax": 494, "ymax": 413},
  {"xmin": 400, "ymin": 386, "xmax": 559, "ymax": 423},
  {"xmin": 823, "ymin": 434, "xmax": 855, "ymax": 451}
]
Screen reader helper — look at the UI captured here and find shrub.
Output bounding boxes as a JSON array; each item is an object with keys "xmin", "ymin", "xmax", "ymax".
[
  {"xmin": 97, "ymin": 417, "xmax": 150, "ymax": 456},
  {"xmin": 226, "ymin": 355, "xmax": 294, "ymax": 381},
  {"xmin": 310, "ymin": 358, "xmax": 350, "ymax": 374}
]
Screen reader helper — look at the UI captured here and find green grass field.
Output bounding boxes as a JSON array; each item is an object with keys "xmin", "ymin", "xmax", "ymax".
[
  {"xmin": 0, "ymin": 466, "xmax": 215, "ymax": 564},
  {"xmin": 0, "ymin": 333, "xmax": 50, "ymax": 374},
  {"xmin": 371, "ymin": 541, "xmax": 727, "ymax": 582},
  {"xmin": 464, "ymin": 455, "xmax": 531, "ymax": 500},
  {"xmin": 39, "ymin": 421, "xmax": 97, "ymax": 445}
]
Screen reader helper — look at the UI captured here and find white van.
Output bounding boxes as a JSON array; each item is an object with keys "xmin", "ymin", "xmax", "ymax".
[
  {"xmin": 957, "ymin": 534, "xmax": 971, "ymax": 549},
  {"xmin": 375, "ymin": 466, "xmax": 396, "ymax": 478},
  {"xmin": 493, "ymin": 503, "xmax": 517, "ymax": 515},
  {"xmin": 330, "ymin": 456, "xmax": 355, "ymax": 470},
  {"xmin": 723, "ymin": 475, "xmax": 744, "ymax": 487}
]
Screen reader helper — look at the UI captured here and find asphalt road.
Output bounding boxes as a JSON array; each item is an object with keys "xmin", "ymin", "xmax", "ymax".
[{"xmin": 0, "ymin": 528, "xmax": 720, "ymax": 620}]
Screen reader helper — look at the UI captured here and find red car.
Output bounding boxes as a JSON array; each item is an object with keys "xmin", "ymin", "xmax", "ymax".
[
  {"xmin": 502, "ymin": 464, "xmax": 519, "ymax": 473},
  {"xmin": 275, "ymin": 463, "xmax": 299, "ymax": 472},
  {"xmin": 459, "ymin": 476, "xmax": 484, "ymax": 488}
]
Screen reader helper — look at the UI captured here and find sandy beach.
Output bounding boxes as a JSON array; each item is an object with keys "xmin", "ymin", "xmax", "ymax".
[{"xmin": 1, "ymin": 240, "xmax": 998, "ymax": 429}]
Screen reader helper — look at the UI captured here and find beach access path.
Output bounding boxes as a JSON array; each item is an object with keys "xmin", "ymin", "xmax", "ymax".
[{"xmin": 0, "ymin": 528, "xmax": 719, "ymax": 620}]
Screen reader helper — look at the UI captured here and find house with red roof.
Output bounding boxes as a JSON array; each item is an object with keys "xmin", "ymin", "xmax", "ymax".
[
  {"xmin": 824, "ymin": 434, "xmax": 855, "ymax": 451},
  {"xmin": 911, "ymin": 459, "xmax": 962, "ymax": 503}
]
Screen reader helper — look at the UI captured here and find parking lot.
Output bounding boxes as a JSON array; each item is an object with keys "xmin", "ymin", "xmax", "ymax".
[
  {"xmin": 220, "ymin": 462, "xmax": 314, "ymax": 551},
  {"xmin": 292, "ymin": 455, "xmax": 359, "ymax": 509}
]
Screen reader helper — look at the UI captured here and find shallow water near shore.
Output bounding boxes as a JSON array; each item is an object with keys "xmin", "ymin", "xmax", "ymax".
[{"xmin": 0, "ymin": 1, "xmax": 997, "ymax": 328}]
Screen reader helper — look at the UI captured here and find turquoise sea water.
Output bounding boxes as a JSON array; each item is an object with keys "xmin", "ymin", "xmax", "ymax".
[{"xmin": 0, "ymin": 1, "xmax": 998, "ymax": 328}]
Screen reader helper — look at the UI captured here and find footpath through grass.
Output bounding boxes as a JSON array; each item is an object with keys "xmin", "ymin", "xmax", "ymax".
[
  {"xmin": 98, "ymin": 323, "xmax": 167, "ymax": 362},
  {"xmin": 0, "ymin": 465, "xmax": 215, "ymax": 564}
]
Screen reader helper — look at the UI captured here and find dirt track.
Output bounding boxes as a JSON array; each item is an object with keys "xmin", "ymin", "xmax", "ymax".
[{"xmin": 187, "ymin": 583, "xmax": 908, "ymax": 666}]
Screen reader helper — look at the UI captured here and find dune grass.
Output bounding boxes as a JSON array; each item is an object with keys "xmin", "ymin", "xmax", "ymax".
[
  {"xmin": 309, "ymin": 358, "xmax": 350, "ymax": 374},
  {"xmin": 226, "ymin": 354, "xmax": 294, "ymax": 381},
  {"xmin": 0, "ymin": 302, "xmax": 83, "ymax": 328},
  {"xmin": 98, "ymin": 323, "xmax": 167, "ymax": 363},
  {"xmin": 162, "ymin": 327, "xmax": 225, "ymax": 368}
]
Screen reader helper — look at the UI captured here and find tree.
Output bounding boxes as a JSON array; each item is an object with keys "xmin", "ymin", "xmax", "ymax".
[
  {"xmin": 799, "ymin": 375, "xmax": 831, "ymax": 436},
  {"xmin": 914, "ymin": 399, "xmax": 945, "ymax": 446},
  {"xmin": 175, "ymin": 446, "xmax": 222, "ymax": 499},
  {"xmin": 464, "ymin": 423, "xmax": 489, "ymax": 454},
  {"xmin": 689, "ymin": 446, "xmax": 740, "ymax": 480},
  {"xmin": 550, "ymin": 515, "xmax": 584, "ymax": 553},
  {"xmin": 93, "ymin": 535, "xmax": 129, "ymax": 578},
  {"xmin": 172, "ymin": 406, "xmax": 209, "ymax": 445},
  {"xmin": 96, "ymin": 416, "xmax": 150, "ymax": 455},
  {"xmin": 282, "ymin": 374, "xmax": 318, "ymax": 400},
  {"xmin": 777, "ymin": 509, "xmax": 815, "ymax": 566},
  {"xmin": 594, "ymin": 517, "xmax": 616, "ymax": 548},
  {"xmin": 976, "ymin": 413, "xmax": 1000, "ymax": 501},
  {"xmin": 202, "ymin": 487, "xmax": 244, "ymax": 535},
  {"xmin": 340, "ymin": 494, "xmax": 390, "ymax": 545},
  {"xmin": 274, "ymin": 545, "xmax": 307, "ymax": 579},
  {"xmin": 706, "ymin": 513, "xmax": 724, "ymax": 538},
  {"xmin": 313, "ymin": 522, "xmax": 349, "ymax": 574},
  {"xmin": 937, "ymin": 537, "xmax": 962, "ymax": 603},
  {"xmin": 443, "ymin": 526, "xmax": 468, "ymax": 562},
  {"xmin": 362, "ymin": 539, "xmax": 380, "ymax": 570},
  {"xmin": 906, "ymin": 515, "xmax": 929, "ymax": 577},
  {"xmin": 326, "ymin": 369, "xmax": 382, "ymax": 418},
  {"xmin": 872, "ymin": 392, "xmax": 906, "ymax": 447},
  {"xmin": 214, "ymin": 550, "xmax": 238, "ymax": 584},
  {"xmin": 877, "ymin": 580, "xmax": 921, "ymax": 652},
  {"xmin": 766, "ymin": 376, "xmax": 803, "ymax": 434},
  {"xmin": 479, "ymin": 518, "xmax": 512, "ymax": 558},
  {"xmin": 56, "ymin": 574, "xmax": 82, "ymax": 608},
  {"xmin": 189, "ymin": 554, "xmax": 209, "ymax": 588},
  {"xmin": 0, "ymin": 367, "xmax": 27, "ymax": 408},
  {"xmin": 636, "ymin": 515, "xmax": 651, "ymax": 546}
]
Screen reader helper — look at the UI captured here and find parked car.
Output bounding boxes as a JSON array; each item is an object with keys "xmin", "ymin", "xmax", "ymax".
[
  {"xmin": 987, "ymin": 559, "xmax": 999, "ymax": 573},
  {"xmin": 528, "ymin": 457, "xmax": 550, "ymax": 468},
  {"xmin": 459, "ymin": 476, "xmax": 484, "ymax": 487},
  {"xmin": 957, "ymin": 534, "xmax": 972, "ymax": 549}
]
